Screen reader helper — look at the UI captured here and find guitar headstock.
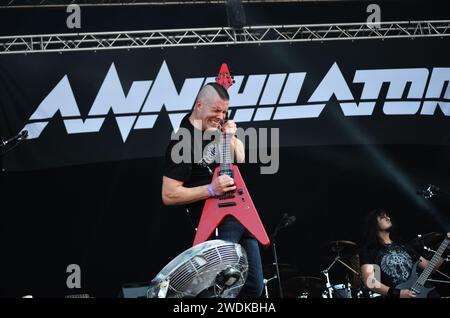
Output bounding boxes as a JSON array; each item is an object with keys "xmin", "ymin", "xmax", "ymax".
[{"xmin": 215, "ymin": 63, "xmax": 234, "ymax": 90}]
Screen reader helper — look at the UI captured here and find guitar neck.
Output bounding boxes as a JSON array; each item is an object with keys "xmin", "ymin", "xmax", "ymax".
[
  {"xmin": 416, "ymin": 237, "xmax": 450, "ymax": 286},
  {"xmin": 219, "ymin": 132, "xmax": 232, "ymax": 172}
]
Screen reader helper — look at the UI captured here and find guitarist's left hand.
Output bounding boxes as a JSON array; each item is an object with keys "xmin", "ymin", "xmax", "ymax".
[
  {"xmin": 447, "ymin": 232, "xmax": 450, "ymax": 239},
  {"xmin": 221, "ymin": 120, "xmax": 245, "ymax": 163},
  {"xmin": 221, "ymin": 120, "xmax": 237, "ymax": 135}
]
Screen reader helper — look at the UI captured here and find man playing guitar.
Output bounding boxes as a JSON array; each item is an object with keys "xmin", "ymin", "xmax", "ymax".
[
  {"xmin": 360, "ymin": 208, "xmax": 450, "ymax": 298},
  {"xmin": 162, "ymin": 81, "xmax": 264, "ymax": 298}
]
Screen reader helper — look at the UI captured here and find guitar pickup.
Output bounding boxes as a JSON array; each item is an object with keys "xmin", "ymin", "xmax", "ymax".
[
  {"xmin": 219, "ymin": 193, "xmax": 235, "ymax": 200},
  {"xmin": 218, "ymin": 202, "xmax": 237, "ymax": 208}
]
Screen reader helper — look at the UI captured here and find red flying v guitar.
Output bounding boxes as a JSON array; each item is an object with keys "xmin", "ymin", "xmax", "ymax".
[{"xmin": 193, "ymin": 63, "xmax": 270, "ymax": 247}]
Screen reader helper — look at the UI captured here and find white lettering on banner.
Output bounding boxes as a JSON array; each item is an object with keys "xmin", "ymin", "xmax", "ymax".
[
  {"xmin": 141, "ymin": 61, "xmax": 204, "ymax": 112},
  {"xmin": 421, "ymin": 67, "xmax": 450, "ymax": 115},
  {"xmin": 228, "ymin": 74, "xmax": 267, "ymax": 107},
  {"xmin": 89, "ymin": 63, "xmax": 152, "ymax": 116},
  {"xmin": 29, "ymin": 75, "xmax": 81, "ymax": 120},
  {"xmin": 22, "ymin": 62, "xmax": 450, "ymax": 141},
  {"xmin": 354, "ymin": 68, "xmax": 429, "ymax": 115}
]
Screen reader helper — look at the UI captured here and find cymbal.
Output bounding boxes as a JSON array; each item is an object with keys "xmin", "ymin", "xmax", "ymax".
[
  {"xmin": 263, "ymin": 263, "xmax": 299, "ymax": 279},
  {"xmin": 322, "ymin": 240, "xmax": 359, "ymax": 257},
  {"xmin": 283, "ymin": 276, "xmax": 325, "ymax": 298}
]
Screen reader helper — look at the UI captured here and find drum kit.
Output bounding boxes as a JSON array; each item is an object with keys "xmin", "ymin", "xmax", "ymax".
[
  {"xmin": 263, "ymin": 240, "xmax": 369, "ymax": 298},
  {"xmin": 319, "ymin": 240, "xmax": 366, "ymax": 299},
  {"xmin": 263, "ymin": 233, "xmax": 448, "ymax": 298}
]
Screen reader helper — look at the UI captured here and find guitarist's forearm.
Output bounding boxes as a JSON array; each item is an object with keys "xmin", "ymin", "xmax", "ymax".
[
  {"xmin": 163, "ymin": 185, "xmax": 211, "ymax": 206},
  {"xmin": 368, "ymin": 281, "xmax": 391, "ymax": 296},
  {"xmin": 232, "ymin": 136, "xmax": 245, "ymax": 163}
]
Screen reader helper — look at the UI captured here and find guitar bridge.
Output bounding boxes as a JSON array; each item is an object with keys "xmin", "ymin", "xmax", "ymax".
[{"xmin": 218, "ymin": 193, "xmax": 235, "ymax": 200}]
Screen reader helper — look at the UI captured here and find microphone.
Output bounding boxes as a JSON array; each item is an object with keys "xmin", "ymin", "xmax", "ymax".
[
  {"xmin": 1, "ymin": 130, "xmax": 28, "ymax": 146},
  {"xmin": 277, "ymin": 213, "xmax": 288, "ymax": 225},
  {"xmin": 417, "ymin": 184, "xmax": 440, "ymax": 199},
  {"xmin": 278, "ymin": 214, "xmax": 296, "ymax": 229},
  {"xmin": 271, "ymin": 213, "xmax": 296, "ymax": 240},
  {"xmin": 284, "ymin": 215, "xmax": 296, "ymax": 227}
]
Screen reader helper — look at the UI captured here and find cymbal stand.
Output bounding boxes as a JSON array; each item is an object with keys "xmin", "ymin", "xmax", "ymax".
[
  {"xmin": 337, "ymin": 258, "xmax": 361, "ymax": 277},
  {"xmin": 427, "ymin": 278, "xmax": 450, "ymax": 284},
  {"xmin": 321, "ymin": 256, "xmax": 339, "ymax": 298},
  {"xmin": 321, "ymin": 255, "xmax": 362, "ymax": 298},
  {"xmin": 263, "ymin": 276, "xmax": 277, "ymax": 299}
]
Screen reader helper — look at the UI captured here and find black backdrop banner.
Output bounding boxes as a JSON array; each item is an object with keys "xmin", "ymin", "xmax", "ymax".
[
  {"xmin": 1, "ymin": 39, "xmax": 449, "ymax": 171},
  {"xmin": 1, "ymin": 2, "xmax": 450, "ymax": 299}
]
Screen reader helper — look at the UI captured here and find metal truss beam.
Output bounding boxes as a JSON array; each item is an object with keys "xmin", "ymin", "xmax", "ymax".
[
  {"xmin": 1, "ymin": 0, "xmax": 338, "ymax": 8},
  {"xmin": 1, "ymin": 1, "xmax": 223, "ymax": 8},
  {"xmin": 1, "ymin": 20, "xmax": 449, "ymax": 55}
]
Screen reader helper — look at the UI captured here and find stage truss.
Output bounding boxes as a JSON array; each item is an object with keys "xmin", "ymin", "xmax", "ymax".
[{"xmin": 0, "ymin": 20, "xmax": 449, "ymax": 55}]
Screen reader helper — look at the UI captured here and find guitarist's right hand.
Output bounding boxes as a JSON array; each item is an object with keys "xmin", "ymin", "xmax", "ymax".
[
  {"xmin": 211, "ymin": 175, "xmax": 236, "ymax": 196},
  {"xmin": 400, "ymin": 289, "xmax": 416, "ymax": 298}
]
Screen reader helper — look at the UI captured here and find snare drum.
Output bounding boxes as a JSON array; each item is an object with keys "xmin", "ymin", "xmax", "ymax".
[
  {"xmin": 322, "ymin": 283, "xmax": 365, "ymax": 298},
  {"xmin": 333, "ymin": 284, "xmax": 353, "ymax": 298}
]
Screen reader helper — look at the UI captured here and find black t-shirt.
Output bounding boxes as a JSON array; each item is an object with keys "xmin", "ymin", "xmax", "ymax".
[
  {"xmin": 163, "ymin": 113, "xmax": 220, "ymax": 224},
  {"xmin": 360, "ymin": 242, "xmax": 420, "ymax": 287}
]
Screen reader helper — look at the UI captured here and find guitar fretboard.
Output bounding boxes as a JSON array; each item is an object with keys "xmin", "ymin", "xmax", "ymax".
[
  {"xmin": 219, "ymin": 132, "xmax": 232, "ymax": 172},
  {"xmin": 415, "ymin": 237, "xmax": 449, "ymax": 288}
]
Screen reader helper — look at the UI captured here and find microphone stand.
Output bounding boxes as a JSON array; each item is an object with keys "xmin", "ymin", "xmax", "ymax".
[
  {"xmin": 1, "ymin": 131, "xmax": 28, "ymax": 157},
  {"xmin": 263, "ymin": 276, "xmax": 277, "ymax": 299},
  {"xmin": 269, "ymin": 214, "xmax": 295, "ymax": 298},
  {"xmin": 270, "ymin": 234, "xmax": 283, "ymax": 298}
]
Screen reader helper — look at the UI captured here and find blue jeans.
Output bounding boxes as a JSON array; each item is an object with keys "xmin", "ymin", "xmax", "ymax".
[{"xmin": 217, "ymin": 216, "xmax": 264, "ymax": 298}]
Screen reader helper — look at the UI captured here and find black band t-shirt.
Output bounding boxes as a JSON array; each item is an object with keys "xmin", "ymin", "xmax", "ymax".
[
  {"xmin": 360, "ymin": 242, "xmax": 420, "ymax": 288},
  {"xmin": 163, "ymin": 113, "xmax": 220, "ymax": 225}
]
